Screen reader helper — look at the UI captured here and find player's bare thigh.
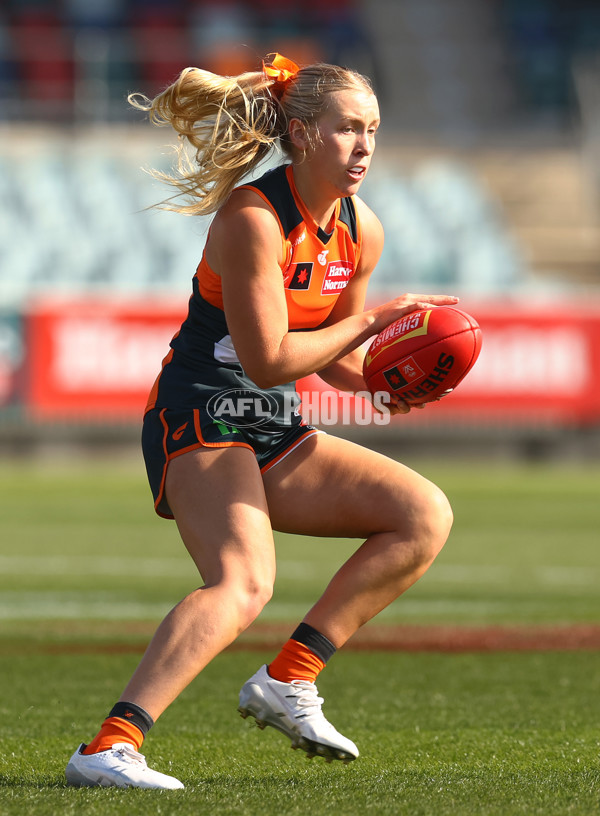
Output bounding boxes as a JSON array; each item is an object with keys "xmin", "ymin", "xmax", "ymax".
[
  {"xmin": 262, "ymin": 432, "xmax": 452, "ymax": 540},
  {"xmin": 165, "ymin": 445, "xmax": 276, "ymax": 588}
]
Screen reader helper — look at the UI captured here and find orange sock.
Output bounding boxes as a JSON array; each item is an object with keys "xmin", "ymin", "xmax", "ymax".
[
  {"xmin": 82, "ymin": 717, "xmax": 144, "ymax": 755},
  {"xmin": 268, "ymin": 638, "xmax": 326, "ymax": 684}
]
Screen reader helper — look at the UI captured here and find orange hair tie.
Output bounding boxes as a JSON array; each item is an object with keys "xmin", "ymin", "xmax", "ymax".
[{"xmin": 262, "ymin": 53, "xmax": 300, "ymax": 99}]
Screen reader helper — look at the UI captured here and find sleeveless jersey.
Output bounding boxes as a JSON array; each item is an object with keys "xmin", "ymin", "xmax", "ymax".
[
  {"xmin": 145, "ymin": 163, "xmax": 362, "ymax": 416},
  {"xmin": 197, "ymin": 163, "xmax": 362, "ymax": 329}
]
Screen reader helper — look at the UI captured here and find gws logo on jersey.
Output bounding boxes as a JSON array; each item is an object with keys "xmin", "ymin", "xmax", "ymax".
[
  {"xmin": 321, "ymin": 261, "xmax": 354, "ymax": 294},
  {"xmin": 286, "ymin": 262, "xmax": 313, "ymax": 290},
  {"xmin": 207, "ymin": 388, "xmax": 280, "ymax": 429},
  {"xmin": 318, "ymin": 249, "xmax": 329, "ymax": 266}
]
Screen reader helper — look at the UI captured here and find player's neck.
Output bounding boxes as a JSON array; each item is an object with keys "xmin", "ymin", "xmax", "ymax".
[{"xmin": 290, "ymin": 165, "xmax": 337, "ymax": 232}]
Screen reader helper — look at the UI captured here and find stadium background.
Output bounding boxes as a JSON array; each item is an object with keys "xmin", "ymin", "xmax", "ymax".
[
  {"xmin": 2, "ymin": 3, "xmax": 600, "ymax": 811},
  {"xmin": 1, "ymin": 0, "xmax": 600, "ymax": 460},
  {"xmin": 0, "ymin": 0, "xmax": 600, "ymax": 458}
]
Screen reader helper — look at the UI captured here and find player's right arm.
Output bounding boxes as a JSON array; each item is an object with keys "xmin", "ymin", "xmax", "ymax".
[{"xmin": 209, "ymin": 190, "xmax": 457, "ymax": 389}]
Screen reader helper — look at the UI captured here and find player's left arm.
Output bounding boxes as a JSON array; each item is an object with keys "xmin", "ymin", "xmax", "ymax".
[{"xmin": 316, "ymin": 196, "xmax": 383, "ymax": 393}]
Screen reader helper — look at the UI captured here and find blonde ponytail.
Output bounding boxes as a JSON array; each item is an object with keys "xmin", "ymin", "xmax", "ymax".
[
  {"xmin": 130, "ymin": 58, "xmax": 374, "ymax": 216},
  {"xmin": 129, "ymin": 67, "xmax": 284, "ymax": 216}
]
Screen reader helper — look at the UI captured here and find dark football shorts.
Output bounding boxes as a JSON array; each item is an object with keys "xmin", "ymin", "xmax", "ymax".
[{"xmin": 142, "ymin": 406, "xmax": 321, "ymax": 519}]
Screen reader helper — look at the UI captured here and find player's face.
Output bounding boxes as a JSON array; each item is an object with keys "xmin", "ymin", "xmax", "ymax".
[{"xmin": 309, "ymin": 88, "xmax": 380, "ymax": 198}]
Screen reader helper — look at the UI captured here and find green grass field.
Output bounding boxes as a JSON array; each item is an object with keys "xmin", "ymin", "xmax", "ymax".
[{"xmin": 1, "ymin": 456, "xmax": 600, "ymax": 815}]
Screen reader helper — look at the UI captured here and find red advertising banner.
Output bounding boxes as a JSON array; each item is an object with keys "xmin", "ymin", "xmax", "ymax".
[
  {"xmin": 26, "ymin": 299, "xmax": 187, "ymax": 420},
  {"xmin": 298, "ymin": 301, "xmax": 600, "ymax": 426},
  {"xmin": 25, "ymin": 298, "xmax": 600, "ymax": 425},
  {"xmin": 439, "ymin": 301, "xmax": 600, "ymax": 424}
]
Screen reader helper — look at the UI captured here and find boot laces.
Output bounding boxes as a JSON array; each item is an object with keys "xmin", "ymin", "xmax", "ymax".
[
  {"xmin": 288, "ymin": 680, "xmax": 325, "ymax": 718},
  {"xmin": 112, "ymin": 744, "xmax": 146, "ymax": 766}
]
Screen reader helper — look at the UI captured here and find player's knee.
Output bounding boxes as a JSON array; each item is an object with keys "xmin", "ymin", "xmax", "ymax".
[
  {"xmin": 236, "ymin": 575, "xmax": 274, "ymax": 629},
  {"xmin": 425, "ymin": 483, "xmax": 453, "ymax": 553},
  {"xmin": 401, "ymin": 480, "xmax": 453, "ymax": 566}
]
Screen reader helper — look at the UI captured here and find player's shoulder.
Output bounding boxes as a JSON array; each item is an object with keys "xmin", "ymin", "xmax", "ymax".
[
  {"xmin": 216, "ymin": 164, "xmax": 302, "ymax": 239},
  {"xmin": 353, "ymin": 194, "xmax": 383, "ymax": 234},
  {"xmin": 209, "ymin": 188, "xmax": 281, "ymax": 256},
  {"xmin": 353, "ymin": 194, "xmax": 384, "ymax": 255}
]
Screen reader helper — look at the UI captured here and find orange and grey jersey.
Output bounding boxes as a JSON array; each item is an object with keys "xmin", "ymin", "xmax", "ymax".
[
  {"xmin": 197, "ymin": 163, "xmax": 362, "ymax": 329},
  {"xmin": 145, "ymin": 163, "xmax": 362, "ymax": 424}
]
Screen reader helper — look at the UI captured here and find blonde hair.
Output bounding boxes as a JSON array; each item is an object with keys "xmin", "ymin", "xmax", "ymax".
[{"xmin": 129, "ymin": 60, "xmax": 374, "ymax": 216}]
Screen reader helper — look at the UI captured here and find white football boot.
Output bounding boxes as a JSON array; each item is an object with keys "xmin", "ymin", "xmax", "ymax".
[
  {"xmin": 65, "ymin": 742, "xmax": 184, "ymax": 789},
  {"xmin": 238, "ymin": 664, "xmax": 359, "ymax": 763}
]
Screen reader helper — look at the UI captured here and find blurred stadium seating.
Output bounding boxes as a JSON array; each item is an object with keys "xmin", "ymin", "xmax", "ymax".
[
  {"xmin": 0, "ymin": 133, "xmax": 213, "ymax": 305},
  {"xmin": 0, "ymin": 0, "xmax": 598, "ymax": 127},
  {"xmin": 0, "ymin": 0, "xmax": 599, "ymax": 449},
  {"xmin": 0, "ymin": 0, "xmax": 598, "ymax": 305},
  {"xmin": 0, "ymin": 132, "xmax": 534, "ymax": 306}
]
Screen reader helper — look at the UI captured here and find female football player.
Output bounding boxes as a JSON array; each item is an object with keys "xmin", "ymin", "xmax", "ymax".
[{"xmin": 66, "ymin": 53, "xmax": 457, "ymax": 789}]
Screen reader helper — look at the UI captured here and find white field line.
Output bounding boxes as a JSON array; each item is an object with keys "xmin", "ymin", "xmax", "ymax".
[
  {"xmin": 0, "ymin": 557, "xmax": 597, "ymax": 620},
  {"xmin": 0, "ymin": 555, "xmax": 190, "ymax": 577},
  {"xmin": 0, "ymin": 591, "xmax": 172, "ymax": 620},
  {"xmin": 0, "ymin": 595, "xmax": 527, "ymax": 621},
  {"xmin": 1, "ymin": 556, "xmax": 597, "ymax": 586}
]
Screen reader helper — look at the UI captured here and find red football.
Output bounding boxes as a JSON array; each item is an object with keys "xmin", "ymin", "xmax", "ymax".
[{"xmin": 363, "ymin": 307, "xmax": 482, "ymax": 405}]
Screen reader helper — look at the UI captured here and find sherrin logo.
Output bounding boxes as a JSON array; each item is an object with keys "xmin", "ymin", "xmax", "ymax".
[
  {"xmin": 365, "ymin": 310, "xmax": 431, "ymax": 368},
  {"xmin": 374, "ymin": 311, "xmax": 429, "ymax": 350},
  {"xmin": 207, "ymin": 388, "xmax": 280, "ymax": 429},
  {"xmin": 321, "ymin": 260, "xmax": 353, "ymax": 294},
  {"xmin": 396, "ymin": 352, "xmax": 455, "ymax": 402}
]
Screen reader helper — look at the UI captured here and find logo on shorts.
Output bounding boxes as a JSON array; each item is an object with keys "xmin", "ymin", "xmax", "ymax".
[
  {"xmin": 172, "ymin": 422, "xmax": 188, "ymax": 441},
  {"xmin": 206, "ymin": 388, "xmax": 280, "ymax": 429}
]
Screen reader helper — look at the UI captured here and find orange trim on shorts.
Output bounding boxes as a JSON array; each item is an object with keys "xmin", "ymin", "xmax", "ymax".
[
  {"xmin": 155, "ymin": 408, "xmax": 172, "ymax": 516},
  {"xmin": 192, "ymin": 409, "xmax": 254, "ymax": 453},
  {"xmin": 154, "ymin": 408, "xmax": 255, "ymax": 518},
  {"xmin": 145, "ymin": 348, "xmax": 174, "ymax": 413},
  {"xmin": 155, "ymin": 409, "xmax": 213, "ymax": 517},
  {"xmin": 260, "ymin": 428, "xmax": 321, "ymax": 475}
]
